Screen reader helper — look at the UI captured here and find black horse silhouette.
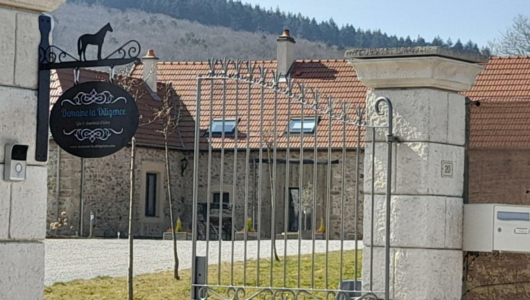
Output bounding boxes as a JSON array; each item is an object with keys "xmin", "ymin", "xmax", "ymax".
[{"xmin": 77, "ymin": 23, "xmax": 113, "ymax": 61}]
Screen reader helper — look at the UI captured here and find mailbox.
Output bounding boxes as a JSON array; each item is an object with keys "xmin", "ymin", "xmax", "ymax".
[{"xmin": 464, "ymin": 204, "xmax": 530, "ymax": 253}]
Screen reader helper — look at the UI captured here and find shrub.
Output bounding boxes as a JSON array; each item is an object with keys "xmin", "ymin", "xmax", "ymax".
[
  {"xmin": 246, "ymin": 218, "xmax": 256, "ymax": 232},
  {"xmin": 316, "ymin": 217, "xmax": 326, "ymax": 233},
  {"xmin": 175, "ymin": 218, "xmax": 183, "ymax": 233}
]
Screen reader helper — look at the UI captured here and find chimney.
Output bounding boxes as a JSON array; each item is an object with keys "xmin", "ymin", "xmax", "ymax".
[
  {"xmin": 276, "ymin": 29, "xmax": 295, "ymax": 77},
  {"xmin": 142, "ymin": 49, "xmax": 159, "ymax": 91}
]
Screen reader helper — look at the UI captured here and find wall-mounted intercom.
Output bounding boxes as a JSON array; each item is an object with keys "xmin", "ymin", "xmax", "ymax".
[
  {"xmin": 3, "ymin": 144, "xmax": 28, "ymax": 182},
  {"xmin": 464, "ymin": 204, "xmax": 530, "ymax": 253}
]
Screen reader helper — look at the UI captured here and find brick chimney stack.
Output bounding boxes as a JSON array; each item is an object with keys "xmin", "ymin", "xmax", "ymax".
[
  {"xmin": 142, "ymin": 49, "xmax": 159, "ymax": 91},
  {"xmin": 277, "ymin": 29, "xmax": 295, "ymax": 77}
]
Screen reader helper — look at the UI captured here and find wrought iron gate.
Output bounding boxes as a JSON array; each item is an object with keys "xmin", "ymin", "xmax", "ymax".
[{"xmin": 190, "ymin": 59, "xmax": 394, "ymax": 300}]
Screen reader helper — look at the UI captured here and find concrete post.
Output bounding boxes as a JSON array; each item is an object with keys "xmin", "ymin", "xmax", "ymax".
[
  {"xmin": 0, "ymin": 1, "xmax": 64, "ymax": 299},
  {"xmin": 346, "ymin": 47, "xmax": 486, "ymax": 300}
]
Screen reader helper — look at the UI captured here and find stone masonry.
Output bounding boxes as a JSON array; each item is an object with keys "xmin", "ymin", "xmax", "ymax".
[
  {"xmin": 0, "ymin": 1, "xmax": 65, "ymax": 299},
  {"xmin": 348, "ymin": 47, "xmax": 485, "ymax": 299},
  {"xmin": 47, "ymin": 141, "xmax": 364, "ymax": 240}
]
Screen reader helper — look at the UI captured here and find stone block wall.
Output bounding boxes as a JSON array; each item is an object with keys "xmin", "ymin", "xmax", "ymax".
[
  {"xmin": 179, "ymin": 149, "xmax": 364, "ymax": 240},
  {"xmin": 0, "ymin": 1, "xmax": 65, "ymax": 299},
  {"xmin": 47, "ymin": 144, "xmax": 364, "ymax": 240},
  {"xmin": 465, "ymin": 149, "xmax": 530, "ymax": 300},
  {"xmin": 47, "ymin": 140, "xmax": 186, "ymax": 238}
]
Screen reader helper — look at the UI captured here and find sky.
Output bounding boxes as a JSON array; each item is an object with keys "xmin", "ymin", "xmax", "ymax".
[{"xmin": 242, "ymin": 0, "xmax": 528, "ymax": 47}]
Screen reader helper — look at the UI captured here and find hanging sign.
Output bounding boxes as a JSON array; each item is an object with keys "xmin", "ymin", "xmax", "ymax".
[{"xmin": 50, "ymin": 81, "xmax": 139, "ymax": 158}]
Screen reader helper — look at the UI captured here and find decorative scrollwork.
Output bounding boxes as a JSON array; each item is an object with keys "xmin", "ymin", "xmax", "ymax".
[
  {"xmin": 194, "ymin": 287, "xmax": 365, "ymax": 300},
  {"xmin": 40, "ymin": 45, "xmax": 79, "ymax": 64},
  {"xmin": 39, "ymin": 22, "xmax": 141, "ymax": 68},
  {"xmin": 197, "ymin": 59, "xmax": 366, "ymax": 128},
  {"xmin": 103, "ymin": 40, "xmax": 142, "ymax": 61},
  {"xmin": 61, "ymin": 89, "xmax": 127, "ymax": 106},
  {"xmin": 63, "ymin": 128, "xmax": 123, "ymax": 143}
]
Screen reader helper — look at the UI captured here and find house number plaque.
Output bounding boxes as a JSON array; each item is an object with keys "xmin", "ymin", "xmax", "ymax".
[
  {"xmin": 441, "ymin": 160, "xmax": 454, "ymax": 178},
  {"xmin": 49, "ymin": 81, "xmax": 139, "ymax": 158}
]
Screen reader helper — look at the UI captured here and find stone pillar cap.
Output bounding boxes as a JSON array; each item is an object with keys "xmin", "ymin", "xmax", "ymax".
[
  {"xmin": 345, "ymin": 46, "xmax": 489, "ymax": 64},
  {"xmin": 346, "ymin": 47, "xmax": 487, "ymax": 92},
  {"xmin": 0, "ymin": 0, "xmax": 65, "ymax": 12}
]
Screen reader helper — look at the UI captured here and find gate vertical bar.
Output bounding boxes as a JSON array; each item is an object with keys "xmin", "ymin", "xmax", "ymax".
[
  {"xmin": 310, "ymin": 95, "xmax": 318, "ymax": 289},
  {"xmin": 218, "ymin": 71, "xmax": 228, "ymax": 285},
  {"xmin": 375, "ymin": 97, "xmax": 394, "ymax": 300},
  {"xmin": 369, "ymin": 126, "xmax": 376, "ymax": 291},
  {"xmin": 339, "ymin": 103, "xmax": 347, "ymax": 284},
  {"xmin": 325, "ymin": 99, "xmax": 333, "ymax": 289},
  {"xmin": 283, "ymin": 82, "xmax": 292, "ymax": 287},
  {"xmin": 191, "ymin": 76, "xmax": 202, "ymax": 300},
  {"xmin": 270, "ymin": 77, "xmax": 279, "ymax": 286},
  {"xmin": 231, "ymin": 66, "xmax": 240, "ymax": 286},
  {"xmin": 297, "ymin": 92, "xmax": 304, "ymax": 288},
  {"xmin": 205, "ymin": 75, "xmax": 214, "ymax": 285},
  {"xmin": 256, "ymin": 69, "xmax": 266, "ymax": 287},
  {"xmin": 243, "ymin": 62, "xmax": 254, "ymax": 286},
  {"xmin": 354, "ymin": 108, "xmax": 362, "ymax": 284}
]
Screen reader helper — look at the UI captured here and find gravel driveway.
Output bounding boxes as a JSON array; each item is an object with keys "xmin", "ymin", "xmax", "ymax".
[{"xmin": 44, "ymin": 239, "xmax": 363, "ymax": 286}]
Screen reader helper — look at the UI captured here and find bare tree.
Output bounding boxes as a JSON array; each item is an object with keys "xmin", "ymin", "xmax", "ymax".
[
  {"xmin": 112, "ymin": 72, "xmax": 147, "ymax": 300},
  {"xmin": 489, "ymin": 14, "xmax": 530, "ymax": 55},
  {"xmin": 148, "ymin": 83, "xmax": 183, "ymax": 280},
  {"xmin": 263, "ymin": 123, "xmax": 280, "ymax": 262}
]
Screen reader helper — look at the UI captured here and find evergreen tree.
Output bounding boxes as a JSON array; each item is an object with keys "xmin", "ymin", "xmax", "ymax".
[
  {"xmin": 446, "ymin": 37, "xmax": 453, "ymax": 48},
  {"xmin": 480, "ymin": 46, "xmax": 492, "ymax": 57},
  {"xmin": 431, "ymin": 35, "xmax": 444, "ymax": 46},
  {"xmin": 453, "ymin": 39, "xmax": 464, "ymax": 51},
  {"xmin": 416, "ymin": 35, "xmax": 427, "ymax": 46},
  {"xmin": 72, "ymin": 0, "xmax": 482, "ymax": 51}
]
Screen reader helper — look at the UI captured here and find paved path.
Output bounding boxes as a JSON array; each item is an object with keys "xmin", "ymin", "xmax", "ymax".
[{"xmin": 44, "ymin": 239, "xmax": 363, "ymax": 286}]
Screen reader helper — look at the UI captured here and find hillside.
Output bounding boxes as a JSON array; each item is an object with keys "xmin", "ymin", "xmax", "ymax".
[
  {"xmin": 69, "ymin": 0, "xmax": 488, "ymax": 55},
  {"xmin": 50, "ymin": 3, "xmax": 344, "ymax": 62}
]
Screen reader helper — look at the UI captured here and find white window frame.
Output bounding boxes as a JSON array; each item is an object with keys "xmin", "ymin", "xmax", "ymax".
[{"xmin": 288, "ymin": 116, "xmax": 319, "ymax": 133}]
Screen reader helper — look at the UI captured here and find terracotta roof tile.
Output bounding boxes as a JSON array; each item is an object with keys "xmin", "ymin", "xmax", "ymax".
[
  {"xmin": 52, "ymin": 55, "xmax": 530, "ymax": 151},
  {"xmin": 463, "ymin": 56, "xmax": 530, "ymax": 148},
  {"xmin": 50, "ymin": 69, "xmax": 184, "ymax": 149},
  {"xmin": 131, "ymin": 59, "xmax": 366, "ymax": 150}
]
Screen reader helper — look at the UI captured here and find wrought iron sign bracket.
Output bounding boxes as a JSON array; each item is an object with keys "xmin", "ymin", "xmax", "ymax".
[{"xmin": 36, "ymin": 15, "xmax": 142, "ymax": 162}]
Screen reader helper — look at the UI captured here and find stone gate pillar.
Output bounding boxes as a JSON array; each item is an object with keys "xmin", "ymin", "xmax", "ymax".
[
  {"xmin": 347, "ymin": 47, "xmax": 486, "ymax": 299},
  {"xmin": 0, "ymin": 1, "xmax": 64, "ymax": 299}
]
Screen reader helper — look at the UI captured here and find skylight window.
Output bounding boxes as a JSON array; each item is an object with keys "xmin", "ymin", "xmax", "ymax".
[
  {"xmin": 208, "ymin": 119, "xmax": 238, "ymax": 136},
  {"xmin": 288, "ymin": 117, "xmax": 319, "ymax": 133}
]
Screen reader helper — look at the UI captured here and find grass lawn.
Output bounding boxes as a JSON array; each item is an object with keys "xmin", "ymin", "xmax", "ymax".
[{"xmin": 45, "ymin": 250, "xmax": 361, "ymax": 300}]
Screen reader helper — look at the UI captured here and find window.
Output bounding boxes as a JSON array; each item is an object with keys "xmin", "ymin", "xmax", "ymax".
[
  {"xmin": 288, "ymin": 117, "xmax": 318, "ymax": 133},
  {"xmin": 145, "ymin": 173, "xmax": 158, "ymax": 217},
  {"xmin": 213, "ymin": 192, "xmax": 230, "ymax": 204},
  {"xmin": 208, "ymin": 119, "xmax": 238, "ymax": 136}
]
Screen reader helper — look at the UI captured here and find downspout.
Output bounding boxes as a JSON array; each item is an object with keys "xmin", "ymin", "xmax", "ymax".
[
  {"xmin": 55, "ymin": 143, "xmax": 61, "ymax": 222},
  {"xmin": 79, "ymin": 158, "xmax": 85, "ymax": 236},
  {"xmin": 252, "ymin": 158, "xmax": 256, "ymax": 231}
]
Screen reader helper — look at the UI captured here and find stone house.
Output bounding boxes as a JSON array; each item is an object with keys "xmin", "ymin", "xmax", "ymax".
[
  {"xmin": 45, "ymin": 28, "xmax": 530, "ymax": 297},
  {"xmin": 460, "ymin": 56, "xmax": 530, "ymax": 300},
  {"xmin": 47, "ymin": 31, "xmax": 366, "ymax": 239}
]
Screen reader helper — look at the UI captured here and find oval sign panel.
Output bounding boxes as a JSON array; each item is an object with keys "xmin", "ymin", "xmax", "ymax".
[{"xmin": 50, "ymin": 81, "xmax": 139, "ymax": 158}]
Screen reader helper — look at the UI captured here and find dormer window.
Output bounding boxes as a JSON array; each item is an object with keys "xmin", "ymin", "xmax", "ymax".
[
  {"xmin": 288, "ymin": 117, "xmax": 319, "ymax": 133},
  {"xmin": 208, "ymin": 119, "xmax": 238, "ymax": 137}
]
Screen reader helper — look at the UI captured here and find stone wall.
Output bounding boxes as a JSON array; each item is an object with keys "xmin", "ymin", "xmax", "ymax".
[
  {"xmin": 0, "ymin": 1, "xmax": 65, "ymax": 299},
  {"xmin": 47, "ymin": 140, "xmax": 186, "ymax": 238},
  {"xmin": 466, "ymin": 149, "xmax": 530, "ymax": 300},
  {"xmin": 180, "ymin": 149, "xmax": 364, "ymax": 239},
  {"xmin": 47, "ymin": 143, "xmax": 363, "ymax": 240}
]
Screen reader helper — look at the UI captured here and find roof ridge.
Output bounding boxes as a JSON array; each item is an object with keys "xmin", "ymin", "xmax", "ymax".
[
  {"xmin": 492, "ymin": 55, "xmax": 530, "ymax": 60},
  {"xmin": 158, "ymin": 60, "xmax": 278, "ymax": 65}
]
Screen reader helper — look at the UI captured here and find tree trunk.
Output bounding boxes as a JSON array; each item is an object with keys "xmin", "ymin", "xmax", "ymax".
[
  {"xmin": 267, "ymin": 147, "xmax": 280, "ymax": 261},
  {"xmin": 127, "ymin": 137, "xmax": 136, "ymax": 300},
  {"xmin": 165, "ymin": 138, "xmax": 180, "ymax": 280}
]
